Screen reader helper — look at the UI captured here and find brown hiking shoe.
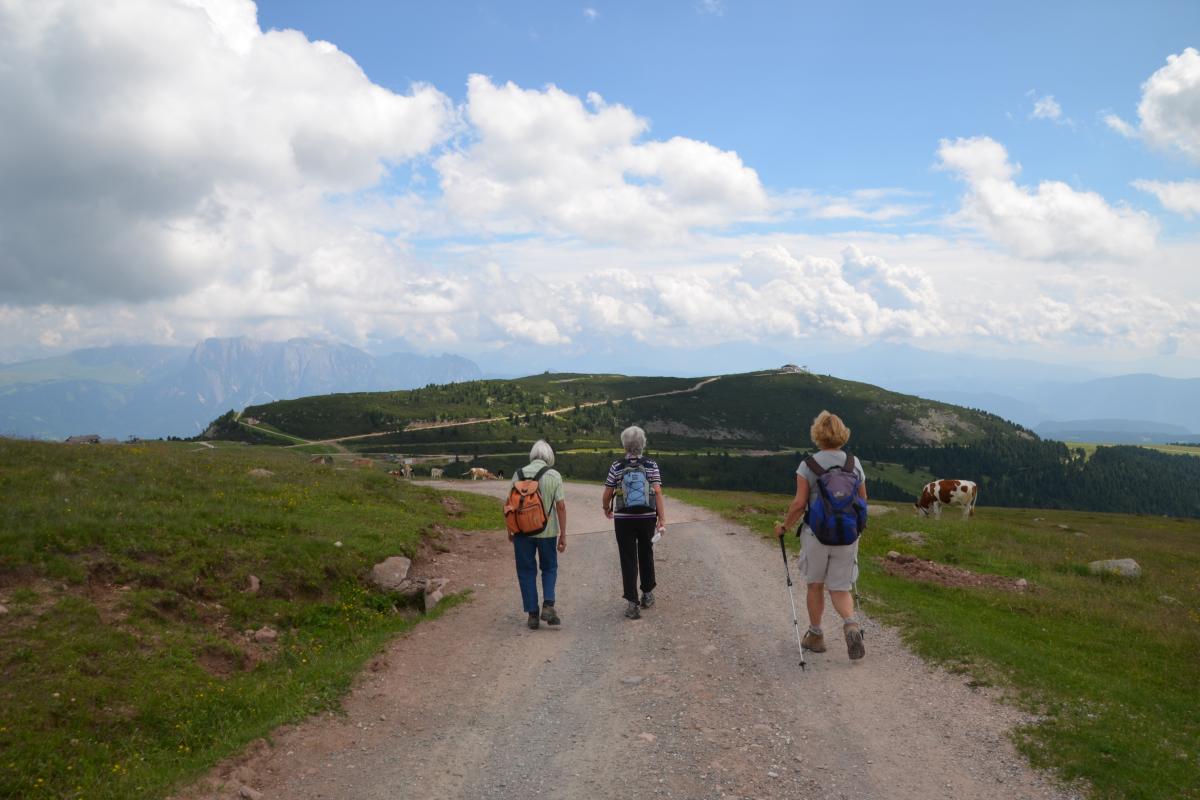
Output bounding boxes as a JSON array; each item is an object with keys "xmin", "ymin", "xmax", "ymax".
[
  {"xmin": 801, "ymin": 629, "xmax": 826, "ymax": 653},
  {"xmin": 844, "ymin": 621, "xmax": 865, "ymax": 660}
]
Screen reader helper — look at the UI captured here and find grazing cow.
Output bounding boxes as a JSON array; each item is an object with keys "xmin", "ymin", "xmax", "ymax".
[
  {"xmin": 430, "ymin": 467, "xmax": 445, "ymax": 479},
  {"xmin": 467, "ymin": 467, "xmax": 498, "ymax": 480},
  {"xmin": 915, "ymin": 480, "xmax": 979, "ymax": 518},
  {"xmin": 401, "ymin": 463, "xmax": 413, "ymax": 479}
]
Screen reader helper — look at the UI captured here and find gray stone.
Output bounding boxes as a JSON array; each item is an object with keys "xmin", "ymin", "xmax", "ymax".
[
  {"xmin": 253, "ymin": 626, "xmax": 278, "ymax": 644},
  {"xmin": 621, "ymin": 676, "xmax": 644, "ymax": 685},
  {"xmin": 868, "ymin": 505, "xmax": 894, "ymax": 516},
  {"xmin": 370, "ymin": 556, "xmax": 412, "ymax": 591},
  {"xmin": 0, "ymin": 603, "xmax": 8, "ymax": 615},
  {"xmin": 247, "ymin": 468, "xmax": 274, "ymax": 478},
  {"xmin": 1158, "ymin": 594, "xmax": 1181, "ymax": 605},
  {"xmin": 245, "ymin": 575, "xmax": 261, "ymax": 595},
  {"xmin": 1088, "ymin": 558, "xmax": 1142, "ymax": 579},
  {"xmin": 886, "ymin": 550, "xmax": 901, "ymax": 560},
  {"xmin": 239, "ymin": 786, "xmax": 264, "ymax": 800},
  {"xmin": 889, "ymin": 530, "xmax": 926, "ymax": 545},
  {"xmin": 423, "ymin": 577, "xmax": 449, "ymax": 611},
  {"xmin": 1015, "ymin": 578, "xmax": 1028, "ymax": 591}
]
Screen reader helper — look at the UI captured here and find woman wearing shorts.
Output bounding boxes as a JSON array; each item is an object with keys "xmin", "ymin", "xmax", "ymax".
[{"xmin": 774, "ymin": 410, "xmax": 866, "ymax": 660}]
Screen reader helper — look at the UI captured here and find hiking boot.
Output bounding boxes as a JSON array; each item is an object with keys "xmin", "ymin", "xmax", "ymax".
[
  {"xmin": 624, "ymin": 601, "xmax": 642, "ymax": 620},
  {"xmin": 540, "ymin": 604, "xmax": 561, "ymax": 626},
  {"xmin": 640, "ymin": 591, "xmax": 655, "ymax": 609},
  {"xmin": 801, "ymin": 629, "xmax": 826, "ymax": 653},
  {"xmin": 844, "ymin": 621, "xmax": 865, "ymax": 660},
  {"xmin": 527, "ymin": 612, "xmax": 540, "ymax": 630}
]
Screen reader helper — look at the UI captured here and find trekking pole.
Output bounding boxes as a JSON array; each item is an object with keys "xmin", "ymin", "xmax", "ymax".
[{"xmin": 778, "ymin": 532, "xmax": 807, "ymax": 670}]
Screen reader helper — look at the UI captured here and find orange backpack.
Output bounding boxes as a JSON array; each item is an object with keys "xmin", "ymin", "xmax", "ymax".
[{"xmin": 503, "ymin": 466, "xmax": 552, "ymax": 535}]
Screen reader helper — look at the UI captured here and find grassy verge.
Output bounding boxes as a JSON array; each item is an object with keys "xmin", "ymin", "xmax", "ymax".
[
  {"xmin": 0, "ymin": 439, "xmax": 498, "ymax": 800},
  {"xmin": 669, "ymin": 487, "xmax": 1200, "ymax": 800}
]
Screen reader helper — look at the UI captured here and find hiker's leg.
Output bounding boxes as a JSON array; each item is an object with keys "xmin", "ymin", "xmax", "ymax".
[
  {"xmin": 614, "ymin": 521, "xmax": 640, "ymax": 603},
  {"xmin": 512, "ymin": 537, "xmax": 539, "ymax": 614},
  {"xmin": 829, "ymin": 589, "xmax": 854, "ymax": 620},
  {"xmin": 537, "ymin": 536, "xmax": 559, "ymax": 605},
  {"xmin": 806, "ymin": 582, "xmax": 826, "ymax": 627},
  {"xmin": 635, "ymin": 518, "xmax": 656, "ymax": 594}
]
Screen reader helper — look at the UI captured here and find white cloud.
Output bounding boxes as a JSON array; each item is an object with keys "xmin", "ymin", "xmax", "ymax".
[
  {"xmin": 1108, "ymin": 47, "xmax": 1200, "ymax": 162},
  {"xmin": 1132, "ymin": 179, "xmax": 1200, "ymax": 218},
  {"xmin": 1104, "ymin": 113, "xmax": 1137, "ymax": 138},
  {"xmin": 0, "ymin": 0, "xmax": 453, "ymax": 305},
  {"xmin": 696, "ymin": 0, "xmax": 725, "ymax": 15},
  {"xmin": 583, "ymin": 7, "xmax": 598, "ymax": 21},
  {"xmin": 435, "ymin": 75, "xmax": 770, "ymax": 243},
  {"xmin": 1030, "ymin": 93, "xmax": 1065, "ymax": 122},
  {"xmin": 937, "ymin": 136, "xmax": 1158, "ymax": 261}
]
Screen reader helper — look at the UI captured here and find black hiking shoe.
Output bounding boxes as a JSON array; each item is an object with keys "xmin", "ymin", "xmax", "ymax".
[
  {"xmin": 540, "ymin": 604, "xmax": 561, "ymax": 625},
  {"xmin": 624, "ymin": 601, "xmax": 642, "ymax": 620},
  {"xmin": 527, "ymin": 612, "xmax": 540, "ymax": 630},
  {"xmin": 640, "ymin": 591, "xmax": 655, "ymax": 609},
  {"xmin": 844, "ymin": 621, "xmax": 865, "ymax": 660}
]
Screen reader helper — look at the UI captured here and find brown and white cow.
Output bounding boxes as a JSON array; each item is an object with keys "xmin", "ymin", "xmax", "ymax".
[
  {"xmin": 915, "ymin": 480, "xmax": 978, "ymax": 518},
  {"xmin": 467, "ymin": 467, "xmax": 498, "ymax": 480}
]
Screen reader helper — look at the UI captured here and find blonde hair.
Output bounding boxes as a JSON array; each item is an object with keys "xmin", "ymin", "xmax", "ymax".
[{"xmin": 810, "ymin": 410, "xmax": 850, "ymax": 450}]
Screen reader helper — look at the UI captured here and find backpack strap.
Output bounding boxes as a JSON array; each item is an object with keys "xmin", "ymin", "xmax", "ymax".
[
  {"xmin": 841, "ymin": 450, "xmax": 857, "ymax": 474},
  {"xmin": 804, "ymin": 455, "xmax": 827, "ymax": 476},
  {"xmin": 531, "ymin": 465, "xmax": 552, "ymax": 481},
  {"xmin": 515, "ymin": 467, "xmax": 527, "ymax": 481}
]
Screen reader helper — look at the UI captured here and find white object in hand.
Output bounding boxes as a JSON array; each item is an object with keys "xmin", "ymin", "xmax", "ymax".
[{"xmin": 651, "ymin": 525, "xmax": 664, "ymax": 544}]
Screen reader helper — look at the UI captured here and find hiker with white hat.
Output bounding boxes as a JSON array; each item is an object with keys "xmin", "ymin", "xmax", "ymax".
[
  {"xmin": 505, "ymin": 440, "xmax": 567, "ymax": 630},
  {"xmin": 774, "ymin": 410, "xmax": 868, "ymax": 660},
  {"xmin": 602, "ymin": 425, "xmax": 666, "ymax": 620}
]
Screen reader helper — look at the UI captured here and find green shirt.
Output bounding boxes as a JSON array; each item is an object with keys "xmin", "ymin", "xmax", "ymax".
[{"xmin": 512, "ymin": 460, "xmax": 565, "ymax": 538}]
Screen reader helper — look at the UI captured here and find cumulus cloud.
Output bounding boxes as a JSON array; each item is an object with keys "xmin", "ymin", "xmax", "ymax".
[
  {"xmin": 0, "ymin": 0, "xmax": 453, "ymax": 305},
  {"xmin": 435, "ymin": 75, "xmax": 770, "ymax": 243},
  {"xmin": 1107, "ymin": 47, "xmax": 1200, "ymax": 162},
  {"xmin": 937, "ymin": 136, "xmax": 1158, "ymax": 261},
  {"xmin": 1133, "ymin": 179, "xmax": 1200, "ymax": 218}
]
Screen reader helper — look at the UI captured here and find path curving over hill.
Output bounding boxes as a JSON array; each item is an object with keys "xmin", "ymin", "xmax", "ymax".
[{"xmin": 178, "ymin": 482, "xmax": 1077, "ymax": 800}]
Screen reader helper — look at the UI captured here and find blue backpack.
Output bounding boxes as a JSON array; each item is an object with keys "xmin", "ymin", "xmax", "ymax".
[
  {"xmin": 616, "ymin": 458, "xmax": 656, "ymax": 514},
  {"xmin": 803, "ymin": 451, "xmax": 867, "ymax": 546}
]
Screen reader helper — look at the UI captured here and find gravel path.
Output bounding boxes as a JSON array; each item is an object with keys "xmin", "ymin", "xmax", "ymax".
[{"xmin": 179, "ymin": 481, "xmax": 1080, "ymax": 800}]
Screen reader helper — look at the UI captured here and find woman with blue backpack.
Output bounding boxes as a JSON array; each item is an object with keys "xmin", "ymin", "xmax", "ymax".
[
  {"xmin": 602, "ymin": 425, "xmax": 666, "ymax": 620},
  {"xmin": 774, "ymin": 410, "xmax": 868, "ymax": 660}
]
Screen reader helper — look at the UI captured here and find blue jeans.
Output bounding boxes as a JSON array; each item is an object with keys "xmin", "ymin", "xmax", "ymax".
[{"xmin": 513, "ymin": 536, "xmax": 558, "ymax": 614}]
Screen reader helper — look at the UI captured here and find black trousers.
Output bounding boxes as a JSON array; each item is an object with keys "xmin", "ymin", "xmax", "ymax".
[{"xmin": 614, "ymin": 517, "xmax": 657, "ymax": 603}]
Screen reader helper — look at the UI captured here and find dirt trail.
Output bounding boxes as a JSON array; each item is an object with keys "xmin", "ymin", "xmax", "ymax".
[{"xmin": 179, "ymin": 482, "xmax": 1078, "ymax": 800}]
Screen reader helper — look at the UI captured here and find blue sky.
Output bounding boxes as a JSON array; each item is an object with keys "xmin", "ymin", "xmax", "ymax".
[
  {"xmin": 257, "ymin": 0, "xmax": 1198, "ymax": 213},
  {"xmin": 1, "ymin": 0, "xmax": 1199, "ymax": 376}
]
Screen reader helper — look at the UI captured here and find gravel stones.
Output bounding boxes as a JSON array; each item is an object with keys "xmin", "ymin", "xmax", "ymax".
[{"xmin": 252, "ymin": 626, "xmax": 278, "ymax": 644}]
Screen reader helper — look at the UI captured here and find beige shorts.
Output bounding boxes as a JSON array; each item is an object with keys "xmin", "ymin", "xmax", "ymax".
[{"xmin": 798, "ymin": 528, "xmax": 860, "ymax": 591}]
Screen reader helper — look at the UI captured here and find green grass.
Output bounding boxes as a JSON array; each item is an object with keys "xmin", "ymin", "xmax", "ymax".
[
  {"xmin": 0, "ymin": 439, "xmax": 498, "ymax": 800},
  {"xmin": 669, "ymin": 487, "xmax": 1200, "ymax": 800},
  {"xmin": 1067, "ymin": 441, "xmax": 1200, "ymax": 459}
]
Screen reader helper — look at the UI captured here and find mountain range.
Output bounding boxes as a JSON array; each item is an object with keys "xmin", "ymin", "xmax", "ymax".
[{"xmin": 0, "ymin": 338, "xmax": 481, "ymax": 440}]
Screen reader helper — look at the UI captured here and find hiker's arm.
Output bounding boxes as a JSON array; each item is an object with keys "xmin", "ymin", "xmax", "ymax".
[
  {"xmin": 775, "ymin": 476, "xmax": 810, "ymax": 537},
  {"xmin": 654, "ymin": 483, "xmax": 666, "ymax": 527},
  {"xmin": 556, "ymin": 500, "xmax": 568, "ymax": 552},
  {"xmin": 859, "ymin": 481, "xmax": 868, "ymax": 500},
  {"xmin": 602, "ymin": 486, "xmax": 615, "ymax": 519}
]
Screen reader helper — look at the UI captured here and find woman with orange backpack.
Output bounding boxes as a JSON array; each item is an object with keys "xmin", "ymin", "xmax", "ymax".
[{"xmin": 505, "ymin": 440, "xmax": 568, "ymax": 630}]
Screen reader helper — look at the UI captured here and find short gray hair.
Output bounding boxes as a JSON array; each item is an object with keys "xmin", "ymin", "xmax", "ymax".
[
  {"xmin": 620, "ymin": 425, "xmax": 647, "ymax": 456},
  {"xmin": 529, "ymin": 439, "xmax": 555, "ymax": 466}
]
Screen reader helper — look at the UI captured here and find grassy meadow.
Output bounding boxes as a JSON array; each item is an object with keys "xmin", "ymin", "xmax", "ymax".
[
  {"xmin": 0, "ymin": 438, "xmax": 497, "ymax": 800},
  {"xmin": 671, "ymin": 487, "xmax": 1200, "ymax": 800}
]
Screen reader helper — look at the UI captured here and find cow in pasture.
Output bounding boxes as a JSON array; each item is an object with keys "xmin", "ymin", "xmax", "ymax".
[
  {"xmin": 915, "ymin": 480, "xmax": 979, "ymax": 518},
  {"xmin": 401, "ymin": 463, "xmax": 413, "ymax": 479},
  {"xmin": 430, "ymin": 467, "xmax": 445, "ymax": 479},
  {"xmin": 467, "ymin": 467, "xmax": 498, "ymax": 480}
]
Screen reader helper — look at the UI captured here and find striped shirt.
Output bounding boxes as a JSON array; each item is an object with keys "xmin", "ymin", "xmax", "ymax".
[{"xmin": 604, "ymin": 456, "xmax": 662, "ymax": 519}]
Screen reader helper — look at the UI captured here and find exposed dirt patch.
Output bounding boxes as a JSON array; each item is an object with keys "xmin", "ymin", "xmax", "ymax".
[
  {"xmin": 439, "ymin": 495, "xmax": 466, "ymax": 516},
  {"xmin": 881, "ymin": 552, "xmax": 1026, "ymax": 592},
  {"xmin": 197, "ymin": 644, "xmax": 249, "ymax": 677}
]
